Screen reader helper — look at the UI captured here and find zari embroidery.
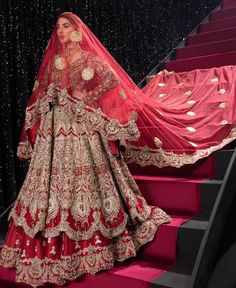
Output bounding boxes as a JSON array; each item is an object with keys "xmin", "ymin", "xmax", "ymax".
[
  {"xmin": 1, "ymin": 207, "xmax": 170, "ymax": 288},
  {"xmin": 123, "ymin": 129, "xmax": 236, "ymax": 168}
]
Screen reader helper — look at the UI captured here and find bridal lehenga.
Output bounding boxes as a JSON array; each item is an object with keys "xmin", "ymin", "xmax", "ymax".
[{"xmin": 1, "ymin": 12, "xmax": 236, "ymax": 288}]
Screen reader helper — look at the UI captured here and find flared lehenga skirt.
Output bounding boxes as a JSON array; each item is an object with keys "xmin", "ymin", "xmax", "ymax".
[{"xmin": 0, "ymin": 107, "xmax": 170, "ymax": 287}]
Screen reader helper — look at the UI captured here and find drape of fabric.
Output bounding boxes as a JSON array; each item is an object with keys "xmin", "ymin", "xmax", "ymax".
[
  {"xmin": 124, "ymin": 66, "xmax": 236, "ymax": 167},
  {"xmin": 16, "ymin": 13, "xmax": 236, "ymax": 171},
  {"xmin": 0, "ymin": 0, "xmax": 221, "ymax": 208},
  {"xmin": 0, "ymin": 12, "xmax": 171, "ymax": 287}
]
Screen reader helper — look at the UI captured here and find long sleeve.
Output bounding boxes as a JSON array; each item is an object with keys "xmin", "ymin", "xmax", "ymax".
[{"xmin": 86, "ymin": 55, "xmax": 119, "ymax": 102}]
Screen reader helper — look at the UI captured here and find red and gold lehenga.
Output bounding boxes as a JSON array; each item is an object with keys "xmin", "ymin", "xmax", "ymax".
[
  {"xmin": 0, "ymin": 13, "xmax": 171, "ymax": 287},
  {"xmin": 1, "ymin": 12, "xmax": 236, "ymax": 288}
]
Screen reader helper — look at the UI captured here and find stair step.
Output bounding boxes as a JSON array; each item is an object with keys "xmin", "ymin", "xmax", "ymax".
[
  {"xmin": 214, "ymin": 149, "xmax": 234, "ymax": 179},
  {"xmin": 165, "ymin": 51, "xmax": 236, "ymax": 72},
  {"xmin": 188, "ymin": 26, "xmax": 236, "ymax": 46},
  {"xmin": 82, "ymin": 258, "xmax": 173, "ymax": 288},
  {"xmin": 68, "ymin": 218, "xmax": 208, "ymax": 288},
  {"xmin": 170, "ymin": 219, "xmax": 208, "ymax": 274},
  {"xmin": 210, "ymin": 7, "xmax": 236, "ymax": 21},
  {"xmin": 140, "ymin": 216, "xmax": 188, "ymax": 261},
  {"xmin": 197, "ymin": 180, "xmax": 222, "ymax": 221},
  {"xmin": 135, "ymin": 175, "xmax": 222, "ymax": 216},
  {"xmin": 177, "ymin": 38, "xmax": 236, "ymax": 59},
  {"xmin": 199, "ymin": 17, "xmax": 236, "ymax": 32},
  {"xmin": 0, "ymin": 260, "xmax": 171, "ymax": 288},
  {"xmin": 151, "ymin": 272, "xmax": 190, "ymax": 288},
  {"xmin": 151, "ymin": 219, "xmax": 209, "ymax": 287},
  {"xmin": 222, "ymin": 0, "xmax": 236, "ymax": 9}
]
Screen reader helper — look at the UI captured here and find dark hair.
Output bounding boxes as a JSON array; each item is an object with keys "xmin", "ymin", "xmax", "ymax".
[{"xmin": 58, "ymin": 13, "xmax": 77, "ymax": 28}]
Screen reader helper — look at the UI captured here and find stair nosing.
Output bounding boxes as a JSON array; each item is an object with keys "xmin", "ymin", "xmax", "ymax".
[
  {"xmin": 151, "ymin": 271, "xmax": 190, "ymax": 288},
  {"xmin": 191, "ymin": 26, "xmax": 236, "ymax": 39},
  {"xmin": 133, "ymin": 175, "xmax": 223, "ymax": 184},
  {"xmin": 180, "ymin": 219, "xmax": 208, "ymax": 230},
  {"xmin": 204, "ymin": 15, "xmax": 236, "ymax": 23},
  {"xmin": 180, "ymin": 37, "xmax": 236, "ymax": 51},
  {"xmin": 166, "ymin": 50, "xmax": 236, "ymax": 64}
]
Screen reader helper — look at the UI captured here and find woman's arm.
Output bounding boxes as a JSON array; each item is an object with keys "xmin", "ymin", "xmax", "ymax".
[{"xmin": 86, "ymin": 54, "xmax": 119, "ymax": 102}]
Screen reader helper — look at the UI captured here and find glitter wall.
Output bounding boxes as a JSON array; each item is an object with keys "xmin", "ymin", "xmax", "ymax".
[{"xmin": 0, "ymin": 0, "xmax": 221, "ymax": 210}]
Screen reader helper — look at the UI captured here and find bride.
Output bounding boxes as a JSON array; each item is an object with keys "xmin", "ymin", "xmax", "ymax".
[
  {"xmin": 1, "ymin": 11, "xmax": 236, "ymax": 288},
  {"xmin": 0, "ymin": 12, "xmax": 170, "ymax": 288}
]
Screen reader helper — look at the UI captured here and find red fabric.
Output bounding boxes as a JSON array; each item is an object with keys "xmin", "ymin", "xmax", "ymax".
[
  {"xmin": 141, "ymin": 66, "xmax": 236, "ymax": 152},
  {"xmin": 17, "ymin": 12, "xmax": 236, "ymax": 168}
]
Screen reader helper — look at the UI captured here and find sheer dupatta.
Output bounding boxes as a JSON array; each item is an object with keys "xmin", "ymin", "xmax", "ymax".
[{"xmin": 17, "ymin": 12, "xmax": 236, "ymax": 168}]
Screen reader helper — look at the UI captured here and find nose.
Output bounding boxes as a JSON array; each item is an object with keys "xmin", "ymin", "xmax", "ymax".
[{"xmin": 57, "ymin": 27, "xmax": 64, "ymax": 35}]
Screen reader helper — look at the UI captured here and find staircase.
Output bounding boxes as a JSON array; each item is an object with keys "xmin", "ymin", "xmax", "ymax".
[
  {"xmin": 1, "ymin": 0, "xmax": 236, "ymax": 287},
  {"xmin": 166, "ymin": 0, "xmax": 236, "ymax": 72}
]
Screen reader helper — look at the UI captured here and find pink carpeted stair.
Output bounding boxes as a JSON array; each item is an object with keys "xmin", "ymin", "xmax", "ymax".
[
  {"xmin": 1, "ymin": 0, "xmax": 236, "ymax": 287},
  {"xmin": 166, "ymin": 0, "xmax": 236, "ymax": 72},
  {"xmin": 200, "ymin": 16, "xmax": 236, "ymax": 32}
]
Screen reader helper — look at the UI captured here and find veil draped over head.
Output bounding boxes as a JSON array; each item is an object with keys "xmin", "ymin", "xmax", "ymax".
[{"xmin": 18, "ymin": 12, "xmax": 236, "ymax": 168}]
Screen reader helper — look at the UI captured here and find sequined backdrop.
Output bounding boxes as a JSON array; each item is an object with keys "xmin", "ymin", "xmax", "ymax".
[{"xmin": 0, "ymin": 0, "xmax": 221, "ymax": 210}]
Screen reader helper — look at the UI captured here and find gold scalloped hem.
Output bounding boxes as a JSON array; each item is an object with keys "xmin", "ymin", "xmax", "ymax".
[
  {"xmin": 1, "ymin": 251, "xmax": 117, "ymax": 288},
  {"xmin": 123, "ymin": 132, "xmax": 236, "ymax": 168},
  {"xmin": 0, "ymin": 208, "xmax": 170, "ymax": 288}
]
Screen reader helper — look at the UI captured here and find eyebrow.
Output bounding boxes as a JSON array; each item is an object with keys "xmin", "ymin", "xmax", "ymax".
[{"xmin": 56, "ymin": 22, "xmax": 71, "ymax": 27}]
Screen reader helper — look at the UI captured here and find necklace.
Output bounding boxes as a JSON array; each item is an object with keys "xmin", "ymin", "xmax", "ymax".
[{"xmin": 65, "ymin": 47, "xmax": 82, "ymax": 57}]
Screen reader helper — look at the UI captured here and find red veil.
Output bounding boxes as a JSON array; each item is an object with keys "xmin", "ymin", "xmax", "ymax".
[{"xmin": 18, "ymin": 12, "xmax": 236, "ymax": 168}]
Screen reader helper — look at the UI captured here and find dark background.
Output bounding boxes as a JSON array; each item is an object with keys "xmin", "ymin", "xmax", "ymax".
[{"xmin": 0, "ymin": 0, "xmax": 221, "ymax": 211}]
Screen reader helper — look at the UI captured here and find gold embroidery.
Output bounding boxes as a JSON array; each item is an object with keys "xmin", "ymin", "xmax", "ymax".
[
  {"xmin": 231, "ymin": 127, "xmax": 236, "ymax": 136},
  {"xmin": 33, "ymin": 80, "xmax": 39, "ymax": 91},
  {"xmin": 119, "ymin": 88, "xmax": 127, "ymax": 99},
  {"xmin": 187, "ymin": 100, "xmax": 196, "ymax": 104},
  {"xmin": 154, "ymin": 137, "xmax": 162, "ymax": 148},
  {"xmin": 70, "ymin": 31, "xmax": 83, "ymax": 42},
  {"xmin": 220, "ymin": 120, "xmax": 228, "ymax": 125},
  {"xmin": 17, "ymin": 139, "xmax": 33, "ymax": 160},
  {"xmin": 54, "ymin": 56, "xmax": 67, "ymax": 70},
  {"xmin": 123, "ymin": 129, "xmax": 236, "ymax": 168},
  {"xmin": 186, "ymin": 111, "xmax": 196, "ymax": 116},
  {"xmin": 128, "ymin": 111, "xmax": 138, "ymax": 121},
  {"xmin": 184, "ymin": 90, "xmax": 192, "ymax": 96},
  {"xmin": 50, "ymin": 246, "xmax": 56, "ymax": 255},
  {"xmin": 9, "ymin": 110, "xmax": 142, "ymax": 240},
  {"xmin": 218, "ymin": 89, "xmax": 226, "ymax": 95},
  {"xmin": 0, "ymin": 207, "xmax": 170, "ymax": 288},
  {"xmin": 186, "ymin": 126, "xmax": 196, "ymax": 132},
  {"xmin": 218, "ymin": 102, "xmax": 227, "ymax": 109},
  {"xmin": 211, "ymin": 77, "xmax": 219, "ymax": 83},
  {"xmin": 81, "ymin": 67, "xmax": 94, "ymax": 80},
  {"xmin": 188, "ymin": 141, "xmax": 198, "ymax": 147}
]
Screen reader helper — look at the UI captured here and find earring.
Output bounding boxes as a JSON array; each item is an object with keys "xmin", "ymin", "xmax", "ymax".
[{"xmin": 70, "ymin": 31, "xmax": 83, "ymax": 42}]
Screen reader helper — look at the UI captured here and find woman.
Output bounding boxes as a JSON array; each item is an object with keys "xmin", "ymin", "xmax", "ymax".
[{"xmin": 0, "ymin": 13, "xmax": 171, "ymax": 287}]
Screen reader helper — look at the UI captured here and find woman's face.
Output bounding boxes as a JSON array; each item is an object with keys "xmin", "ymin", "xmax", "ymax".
[{"xmin": 56, "ymin": 17, "xmax": 75, "ymax": 44}]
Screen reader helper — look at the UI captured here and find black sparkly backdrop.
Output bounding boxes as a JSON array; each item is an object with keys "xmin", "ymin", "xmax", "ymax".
[{"xmin": 0, "ymin": 0, "xmax": 221, "ymax": 211}]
